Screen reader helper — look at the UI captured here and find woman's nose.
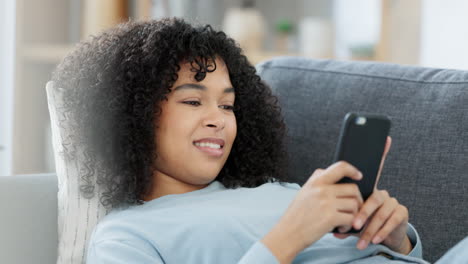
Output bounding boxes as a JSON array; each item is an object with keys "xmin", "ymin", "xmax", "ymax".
[{"xmin": 202, "ymin": 108, "xmax": 225, "ymax": 130}]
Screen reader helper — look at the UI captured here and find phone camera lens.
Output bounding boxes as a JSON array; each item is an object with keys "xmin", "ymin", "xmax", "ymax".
[{"xmin": 356, "ymin": 117, "xmax": 367, "ymax": 125}]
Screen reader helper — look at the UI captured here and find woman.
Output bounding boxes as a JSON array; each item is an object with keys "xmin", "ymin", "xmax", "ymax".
[{"xmin": 52, "ymin": 18, "xmax": 428, "ymax": 263}]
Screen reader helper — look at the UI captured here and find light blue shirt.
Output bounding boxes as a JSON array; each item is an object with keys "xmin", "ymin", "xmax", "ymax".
[
  {"xmin": 435, "ymin": 237, "xmax": 468, "ymax": 264},
  {"xmin": 87, "ymin": 181, "xmax": 429, "ymax": 263}
]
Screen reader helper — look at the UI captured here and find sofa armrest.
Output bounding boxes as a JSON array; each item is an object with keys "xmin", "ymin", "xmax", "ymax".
[{"xmin": 0, "ymin": 173, "xmax": 58, "ymax": 263}]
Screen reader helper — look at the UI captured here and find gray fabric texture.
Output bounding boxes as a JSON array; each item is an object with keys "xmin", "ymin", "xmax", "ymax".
[
  {"xmin": 256, "ymin": 57, "xmax": 468, "ymax": 263},
  {"xmin": 0, "ymin": 173, "xmax": 58, "ymax": 264}
]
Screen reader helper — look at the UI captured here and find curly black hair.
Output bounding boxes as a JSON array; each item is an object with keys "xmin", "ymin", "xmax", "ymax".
[{"xmin": 52, "ymin": 18, "xmax": 289, "ymax": 209}]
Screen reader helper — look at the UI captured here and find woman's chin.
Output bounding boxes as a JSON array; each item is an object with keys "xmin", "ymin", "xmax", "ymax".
[{"xmin": 195, "ymin": 174, "xmax": 220, "ymax": 184}]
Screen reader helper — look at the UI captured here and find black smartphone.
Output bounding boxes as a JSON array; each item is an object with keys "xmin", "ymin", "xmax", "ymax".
[{"xmin": 332, "ymin": 112, "xmax": 391, "ymax": 234}]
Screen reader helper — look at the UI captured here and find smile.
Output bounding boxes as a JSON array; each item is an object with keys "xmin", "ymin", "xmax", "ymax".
[
  {"xmin": 194, "ymin": 142, "xmax": 221, "ymax": 149},
  {"xmin": 193, "ymin": 142, "xmax": 224, "ymax": 157}
]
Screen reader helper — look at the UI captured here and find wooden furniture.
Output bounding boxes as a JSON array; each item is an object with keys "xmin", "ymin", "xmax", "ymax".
[{"xmin": 376, "ymin": 0, "xmax": 422, "ymax": 64}]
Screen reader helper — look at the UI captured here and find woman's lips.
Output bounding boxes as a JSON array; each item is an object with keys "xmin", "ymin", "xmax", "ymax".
[
  {"xmin": 194, "ymin": 145, "xmax": 224, "ymax": 157},
  {"xmin": 193, "ymin": 138, "xmax": 225, "ymax": 157}
]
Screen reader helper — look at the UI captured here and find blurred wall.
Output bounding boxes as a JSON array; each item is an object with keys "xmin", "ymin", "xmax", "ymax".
[
  {"xmin": 334, "ymin": 0, "xmax": 381, "ymax": 59},
  {"xmin": 421, "ymin": 0, "xmax": 468, "ymax": 70},
  {"xmin": 175, "ymin": 0, "xmax": 333, "ymax": 51}
]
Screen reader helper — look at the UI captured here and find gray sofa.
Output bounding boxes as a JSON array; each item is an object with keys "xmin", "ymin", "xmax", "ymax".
[
  {"xmin": 256, "ymin": 57, "xmax": 468, "ymax": 263},
  {"xmin": 1, "ymin": 57, "xmax": 467, "ymax": 263}
]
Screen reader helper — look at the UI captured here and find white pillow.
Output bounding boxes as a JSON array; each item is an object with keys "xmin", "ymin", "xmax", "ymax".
[{"xmin": 46, "ymin": 81, "xmax": 110, "ymax": 264}]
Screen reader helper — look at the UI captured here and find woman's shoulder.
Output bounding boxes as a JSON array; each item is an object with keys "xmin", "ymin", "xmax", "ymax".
[
  {"xmin": 87, "ymin": 207, "xmax": 161, "ymax": 261},
  {"xmin": 90, "ymin": 203, "xmax": 160, "ymax": 243}
]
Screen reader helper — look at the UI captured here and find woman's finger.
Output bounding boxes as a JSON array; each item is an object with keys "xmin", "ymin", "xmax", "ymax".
[
  {"xmin": 356, "ymin": 197, "xmax": 399, "ymax": 249},
  {"xmin": 353, "ymin": 190, "xmax": 390, "ymax": 230},
  {"xmin": 334, "ymin": 184, "xmax": 364, "ymax": 205},
  {"xmin": 311, "ymin": 161, "xmax": 362, "ymax": 185},
  {"xmin": 335, "ymin": 198, "xmax": 360, "ymax": 214},
  {"xmin": 383, "ymin": 136, "xmax": 392, "ymax": 157},
  {"xmin": 372, "ymin": 205, "xmax": 409, "ymax": 244},
  {"xmin": 306, "ymin": 168, "xmax": 325, "ymax": 184},
  {"xmin": 309, "ymin": 168, "xmax": 325, "ymax": 178},
  {"xmin": 374, "ymin": 136, "xmax": 392, "ymax": 189},
  {"xmin": 332, "ymin": 212, "xmax": 356, "ymax": 233}
]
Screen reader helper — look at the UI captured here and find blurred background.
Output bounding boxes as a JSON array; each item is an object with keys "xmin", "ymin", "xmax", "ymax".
[{"xmin": 1, "ymin": 0, "xmax": 467, "ymax": 176}]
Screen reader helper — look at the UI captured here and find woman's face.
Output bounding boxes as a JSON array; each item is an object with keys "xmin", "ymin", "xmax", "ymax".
[{"xmin": 151, "ymin": 57, "xmax": 237, "ymax": 197}]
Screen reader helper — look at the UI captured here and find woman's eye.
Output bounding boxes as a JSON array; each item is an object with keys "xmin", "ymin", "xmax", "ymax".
[
  {"xmin": 183, "ymin": 101, "xmax": 234, "ymax": 111},
  {"xmin": 183, "ymin": 101, "xmax": 201, "ymax": 106},
  {"xmin": 220, "ymin": 105, "xmax": 235, "ymax": 111}
]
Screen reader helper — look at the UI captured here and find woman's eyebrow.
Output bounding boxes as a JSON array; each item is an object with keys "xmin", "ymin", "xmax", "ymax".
[{"xmin": 174, "ymin": 83, "xmax": 234, "ymax": 93}]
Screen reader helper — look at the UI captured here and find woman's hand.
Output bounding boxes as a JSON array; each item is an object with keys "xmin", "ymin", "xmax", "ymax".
[
  {"xmin": 334, "ymin": 137, "xmax": 413, "ymax": 255},
  {"xmin": 334, "ymin": 190, "xmax": 412, "ymax": 254},
  {"xmin": 262, "ymin": 161, "xmax": 364, "ymax": 263},
  {"xmin": 291, "ymin": 162, "xmax": 366, "ymax": 246},
  {"xmin": 353, "ymin": 190, "xmax": 411, "ymax": 253}
]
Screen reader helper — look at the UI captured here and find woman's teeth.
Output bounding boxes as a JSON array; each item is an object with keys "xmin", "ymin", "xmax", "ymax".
[{"xmin": 194, "ymin": 142, "xmax": 221, "ymax": 149}]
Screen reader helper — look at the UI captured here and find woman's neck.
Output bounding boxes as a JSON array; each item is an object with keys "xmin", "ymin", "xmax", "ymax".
[{"xmin": 144, "ymin": 172, "xmax": 210, "ymax": 201}]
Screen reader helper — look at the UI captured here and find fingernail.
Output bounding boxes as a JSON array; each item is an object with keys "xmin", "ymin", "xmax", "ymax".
[
  {"xmin": 358, "ymin": 172, "xmax": 363, "ymax": 179},
  {"xmin": 372, "ymin": 236, "xmax": 382, "ymax": 244},
  {"xmin": 357, "ymin": 240, "xmax": 368, "ymax": 250}
]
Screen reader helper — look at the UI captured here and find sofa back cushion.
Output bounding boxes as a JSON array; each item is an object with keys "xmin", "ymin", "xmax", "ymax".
[{"xmin": 257, "ymin": 57, "xmax": 468, "ymax": 263}]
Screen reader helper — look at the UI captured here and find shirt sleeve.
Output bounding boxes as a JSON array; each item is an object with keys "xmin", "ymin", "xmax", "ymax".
[
  {"xmin": 406, "ymin": 223, "xmax": 423, "ymax": 259},
  {"xmin": 86, "ymin": 239, "xmax": 165, "ymax": 264},
  {"xmin": 239, "ymin": 223, "xmax": 424, "ymax": 264},
  {"xmin": 237, "ymin": 241, "xmax": 280, "ymax": 264}
]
